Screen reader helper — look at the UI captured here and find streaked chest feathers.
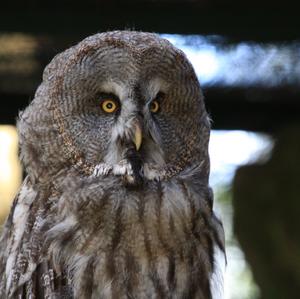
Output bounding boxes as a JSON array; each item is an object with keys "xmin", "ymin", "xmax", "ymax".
[{"xmin": 46, "ymin": 176, "xmax": 217, "ymax": 299}]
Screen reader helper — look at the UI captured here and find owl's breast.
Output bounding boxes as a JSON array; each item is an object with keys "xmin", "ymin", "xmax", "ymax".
[{"xmin": 49, "ymin": 178, "xmax": 219, "ymax": 298}]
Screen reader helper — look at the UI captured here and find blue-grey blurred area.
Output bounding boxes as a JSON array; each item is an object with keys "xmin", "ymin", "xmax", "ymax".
[
  {"xmin": 163, "ymin": 34, "xmax": 300, "ymax": 88},
  {"xmin": 0, "ymin": 2, "xmax": 300, "ymax": 298}
]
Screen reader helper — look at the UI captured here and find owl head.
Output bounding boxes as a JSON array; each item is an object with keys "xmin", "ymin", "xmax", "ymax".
[{"xmin": 18, "ymin": 31, "xmax": 211, "ymax": 186}]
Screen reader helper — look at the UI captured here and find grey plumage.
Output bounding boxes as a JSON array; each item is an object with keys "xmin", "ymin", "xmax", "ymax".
[{"xmin": 0, "ymin": 31, "xmax": 225, "ymax": 299}]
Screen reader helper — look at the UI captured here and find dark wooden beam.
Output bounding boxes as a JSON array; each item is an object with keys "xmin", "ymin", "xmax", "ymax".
[
  {"xmin": 0, "ymin": 5, "xmax": 299, "ymax": 42},
  {"xmin": 204, "ymin": 87, "xmax": 300, "ymax": 132},
  {"xmin": 1, "ymin": 87, "xmax": 299, "ymax": 132}
]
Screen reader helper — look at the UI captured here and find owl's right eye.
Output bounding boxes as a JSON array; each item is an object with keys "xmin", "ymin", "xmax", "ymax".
[
  {"xmin": 101, "ymin": 99, "xmax": 117, "ymax": 113},
  {"xmin": 99, "ymin": 94, "xmax": 119, "ymax": 114}
]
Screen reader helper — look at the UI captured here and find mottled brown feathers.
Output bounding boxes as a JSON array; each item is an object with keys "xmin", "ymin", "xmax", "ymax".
[{"xmin": 0, "ymin": 31, "xmax": 225, "ymax": 299}]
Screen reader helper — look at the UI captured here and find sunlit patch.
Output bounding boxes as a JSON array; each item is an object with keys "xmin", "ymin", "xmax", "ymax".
[
  {"xmin": 209, "ymin": 130, "xmax": 273, "ymax": 186},
  {"xmin": 161, "ymin": 34, "xmax": 300, "ymax": 87},
  {"xmin": 0, "ymin": 126, "xmax": 22, "ymax": 224},
  {"xmin": 186, "ymin": 49, "xmax": 220, "ymax": 85},
  {"xmin": 209, "ymin": 130, "xmax": 273, "ymax": 299},
  {"xmin": 0, "ymin": 33, "xmax": 38, "ymax": 76}
]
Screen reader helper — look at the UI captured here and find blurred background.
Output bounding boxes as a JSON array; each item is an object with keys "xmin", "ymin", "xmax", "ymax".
[{"xmin": 0, "ymin": 1, "xmax": 299, "ymax": 298}]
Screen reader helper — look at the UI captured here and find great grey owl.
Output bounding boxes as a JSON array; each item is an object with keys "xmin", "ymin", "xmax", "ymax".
[{"xmin": 0, "ymin": 31, "xmax": 225, "ymax": 299}]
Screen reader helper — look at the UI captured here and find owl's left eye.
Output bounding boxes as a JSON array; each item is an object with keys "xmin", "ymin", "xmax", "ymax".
[
  {"xmin": 149, "ymin": 100, "xmax": 160, "ymax": 113},
  {"xmin": 101, "ymin": 99, "xmax": 118, "ymax": 113},
  {"xmin": 149, "ymin": 92, "xmax": 165, "ymax": 114}
]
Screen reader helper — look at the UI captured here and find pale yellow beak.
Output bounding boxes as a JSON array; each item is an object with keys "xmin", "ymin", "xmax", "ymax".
[{"xmin": 133, "ymin": 122, "xmax": 142, "ymax": 151}]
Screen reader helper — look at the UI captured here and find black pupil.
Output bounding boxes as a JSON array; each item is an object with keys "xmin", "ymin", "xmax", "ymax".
[{"xmin": 106, "ymin": 102, "xmax": 113, "ymax": 109}]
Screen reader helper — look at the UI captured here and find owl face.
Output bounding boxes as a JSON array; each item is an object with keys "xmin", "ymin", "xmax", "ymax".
[{"xmin": 20, "ymin": 32, "xmax": 210, "ymax": 183}]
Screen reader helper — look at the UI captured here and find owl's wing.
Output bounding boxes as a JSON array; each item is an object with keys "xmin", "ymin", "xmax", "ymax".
[{"xmin": 0, "ymin": 177, "xmax": 72, "ymax": 299}]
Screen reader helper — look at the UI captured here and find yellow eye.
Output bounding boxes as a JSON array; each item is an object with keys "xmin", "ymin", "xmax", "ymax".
[
  {"xmin": 101, "ymin": 99, "xmax": 117, "ymax": 113},
  {"xmin": 150, "ymin": 100, "xmax": 160, "ymax": 113}
]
